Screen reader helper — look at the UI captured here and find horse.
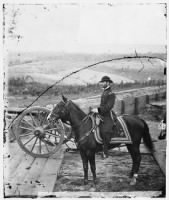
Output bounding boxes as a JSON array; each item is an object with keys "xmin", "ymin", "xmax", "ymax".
[{"xmin": 47, "ymin": 95, "xmax": 154, "ymax": 186}]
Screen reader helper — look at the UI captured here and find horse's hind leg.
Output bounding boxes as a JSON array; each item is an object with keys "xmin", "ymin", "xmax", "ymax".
[
  {"xmin": 126, "ymin": 144, "xmax": 141, "ymax": 185},
  {"xmin": 80, "ymin": 150, "xmax": 89, "ymax": 185},
  {"xmin": 88, "ymin": 153, "xmax": 97, "ymax": 185}
]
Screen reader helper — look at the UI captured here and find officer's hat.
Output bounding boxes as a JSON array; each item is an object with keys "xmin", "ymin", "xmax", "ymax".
[{"xmin": 99, "ymin": 76, "xmax": 113, "ymax": 83}]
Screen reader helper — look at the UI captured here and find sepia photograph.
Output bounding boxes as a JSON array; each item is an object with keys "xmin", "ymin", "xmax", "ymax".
[{"xmin": 3, "ymin": 0, "xmax": 167, "ymax": 198}]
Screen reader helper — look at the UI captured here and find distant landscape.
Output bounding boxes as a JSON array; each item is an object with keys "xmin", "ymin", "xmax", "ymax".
[
  {"xmin": 5, "ymin": 52, "xmax": 166, "ymax": 108},
  {"xmin": 7, "ymin": 52, "xmax": 166, "ymax": 84}
]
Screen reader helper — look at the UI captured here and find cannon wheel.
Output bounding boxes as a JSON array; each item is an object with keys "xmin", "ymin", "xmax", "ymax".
[{"xmin": 14, "ymin": 106, "xmax": 66, "ymax": 158}]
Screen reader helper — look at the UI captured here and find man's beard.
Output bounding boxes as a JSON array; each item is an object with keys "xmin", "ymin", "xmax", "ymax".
[{"xmin": 102, "ymin": 85, "xmax": 110, "ymax": 90}]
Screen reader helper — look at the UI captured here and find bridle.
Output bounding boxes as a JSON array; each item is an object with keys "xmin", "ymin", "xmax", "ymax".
[{"xmin": 48, "ymin": 100, "xmax": 70, "ymax": 121}]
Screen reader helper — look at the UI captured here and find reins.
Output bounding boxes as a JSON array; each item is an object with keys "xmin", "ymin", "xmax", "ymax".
[
  {"xmin": 77, "ymin": 114, "xmax": 96, "ymax": 146},
  {"xmin": 50, "ymin": 100, "xmax": 97, "ymax": 147}
]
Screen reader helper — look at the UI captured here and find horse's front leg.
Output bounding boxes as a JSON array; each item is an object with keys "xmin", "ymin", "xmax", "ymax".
[
  {"xmin": 88, "ymin": 152, "xmax": 97, "ymax": 185},
  {"xmin": 80, "ymin": 150, "xmax": 88, "ymax": 185}
]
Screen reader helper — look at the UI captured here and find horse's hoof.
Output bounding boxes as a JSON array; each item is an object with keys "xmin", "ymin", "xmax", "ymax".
[
  {"xmin": 130, "ymin": 177, "xmax": 137, "ymax": 186},
  {"xmin": 93, "ymin": 179, "xmax": 97, "ymax": 185},
  {"xmin": 84, "ymin": 179, "xmax": 88, "ymax": 185}
]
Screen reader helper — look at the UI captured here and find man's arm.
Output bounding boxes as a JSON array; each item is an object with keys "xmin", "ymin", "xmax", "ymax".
[{"xmin": 98, "ymin": 93, "xmax": 116, "ymax": 115}]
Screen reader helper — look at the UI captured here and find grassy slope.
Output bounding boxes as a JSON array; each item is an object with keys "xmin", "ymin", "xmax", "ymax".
[{"xmin": 7, "ymin": 52, "xmax": 166, "ymax": 84}]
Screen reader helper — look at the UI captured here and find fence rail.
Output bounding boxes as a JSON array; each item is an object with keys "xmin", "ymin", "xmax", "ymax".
[{"xmin": 6, "ymin": 85, "xmax": 166, "ymax": 115}]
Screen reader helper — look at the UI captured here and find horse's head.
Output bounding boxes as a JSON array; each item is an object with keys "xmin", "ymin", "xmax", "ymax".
[{"xmin": 47, "ymin": 95, "xmax": 69, "ymax": 123}]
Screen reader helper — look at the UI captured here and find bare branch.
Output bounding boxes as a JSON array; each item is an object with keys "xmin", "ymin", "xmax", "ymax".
[
  {"xmin": 7, "ymin": 54, "xmax": 166, "ymax": 129},
  {"xmin": 134, "ymin": 50, "xmax": 145, "ymax": 73}
]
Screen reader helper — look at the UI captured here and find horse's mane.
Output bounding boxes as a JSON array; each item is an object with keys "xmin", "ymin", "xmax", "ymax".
[{"xmin": 70, "ymin": 100, "xmax": 86, "ymax": 116}]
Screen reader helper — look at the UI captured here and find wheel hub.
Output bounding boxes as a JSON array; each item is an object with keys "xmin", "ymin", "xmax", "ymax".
[{"xmin": 34, "ymin": 127, "xmax": 45, "ymax": 138}]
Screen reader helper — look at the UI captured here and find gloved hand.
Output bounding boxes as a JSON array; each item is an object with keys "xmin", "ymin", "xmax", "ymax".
[{"xmin": 91, "ymin": 108, "xmax": 98, "ymax": 113}]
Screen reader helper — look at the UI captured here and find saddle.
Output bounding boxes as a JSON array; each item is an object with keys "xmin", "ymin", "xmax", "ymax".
[{"xmin": 92, "ymin": 112, "xmax": 132, "ymax": 144}]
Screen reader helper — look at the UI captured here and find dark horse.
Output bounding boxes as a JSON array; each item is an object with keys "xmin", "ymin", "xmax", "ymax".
[{"xmin": 47, "ymin": 95, "xmax": 154, "ymax": 186}]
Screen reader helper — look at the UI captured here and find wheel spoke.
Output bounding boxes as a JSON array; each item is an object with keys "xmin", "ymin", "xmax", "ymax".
[
  {"xmin": 19, "ymin": 126, "xmax": 34, "ymax": 131},
  {"xmin": 37, "ymin": 111, "xmax": 41, "ymax": 124},
  {"xmin": 45, "ymin": 143, "xmax": 49, "ymax": 152},
  {"xmin": 38, "ymin": 111, "xmax": 46, "ymax": 126},
  {"xmin": 45, "ymin": 128, "xmax": 61, "ymax": 132},
  {"xmin": 35, "ymin": 111, "xmax": 41, "ymax": 126},
  {"xmin": 19, "ymin": 131, "xmax": 34, "ymax": 138},
  {"xmin": 21, "ymin": 119, "xmax": 35, "ymax": 129},
  {"xmin": 30, "ymin": 137, "xmax": 38, "ymax": 152},
  {"xmin": 39, "ymin": 138, "xmax": 41, "ymax": 154},
  {"xmin": 41, "ymin": 140, "xmax": 50, "ymax": 152},
  {"xmin": 23, "ymin": 135, "xmax": 36, "ymax": 146},
  {"xmin": 29, "ymin": 113, "xmax": 38, "ymax": 127},
  {"xmin": 45, "ymin": 131, "xmax": 61, "ymax": 138},
  {"xmin": 44, "ymin": 137, "xmax": 56, "ymax": 146},
  {"xmin": 41, "ymin": 112, "xmax": 48, "ymax": 125},
  {"xmin": 54, "ymin": 130, "xmax": 57, "ymax": 143}
]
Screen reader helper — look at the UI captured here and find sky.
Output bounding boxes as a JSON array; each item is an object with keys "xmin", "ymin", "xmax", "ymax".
[{"xmin": 5, "ymin": 3, "xmax": 167, "ymax": 53}]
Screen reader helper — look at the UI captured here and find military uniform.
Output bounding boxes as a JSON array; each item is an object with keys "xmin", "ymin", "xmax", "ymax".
[
  {"xmin": 98, "ymin": 86, "xmax": 116, "ymax": 116},
  {"xmin": 98, "ymin": 86, "xmax": 117, "ymax": 157}
]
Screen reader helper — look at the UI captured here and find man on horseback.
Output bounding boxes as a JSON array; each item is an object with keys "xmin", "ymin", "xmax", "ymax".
[{"xmin": 91, "ymin": 76, "xmax": 117, "ymax": 158}]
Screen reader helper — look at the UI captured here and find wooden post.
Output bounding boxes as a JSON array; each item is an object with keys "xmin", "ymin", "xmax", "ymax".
[
  {"xmin": 134, "ymin": 97, "xmax": 139, "ymax": 115},
  {"xmin": 163, "ymin": 92, "xmax": 166, "ymax": 99},
  {"xmin": 121, "ymin": 100, "xmax": 125, "ymax": 114},
  {"xmin": 155, "ymin": 93, "xmax": 159, "ymax": 101},
  {"xmin": 146, "ymin": 95, "xmax": 149, "ymax": 104}
]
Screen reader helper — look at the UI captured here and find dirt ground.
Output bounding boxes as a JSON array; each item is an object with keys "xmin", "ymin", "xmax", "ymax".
[{"xmin": 54, "ymin": 151, "xmax": 165, "ymax": 192}]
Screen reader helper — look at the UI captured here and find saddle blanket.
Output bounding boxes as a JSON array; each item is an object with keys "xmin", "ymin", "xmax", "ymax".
[{"xmin": 94, "ymin": 116, "xmax": 132, "ymax": 144}]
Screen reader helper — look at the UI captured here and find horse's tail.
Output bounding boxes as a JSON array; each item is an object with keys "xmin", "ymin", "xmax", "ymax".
[{"xmin": 142, "ymin": 119, "xmax": 154, "ymax": 151}]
